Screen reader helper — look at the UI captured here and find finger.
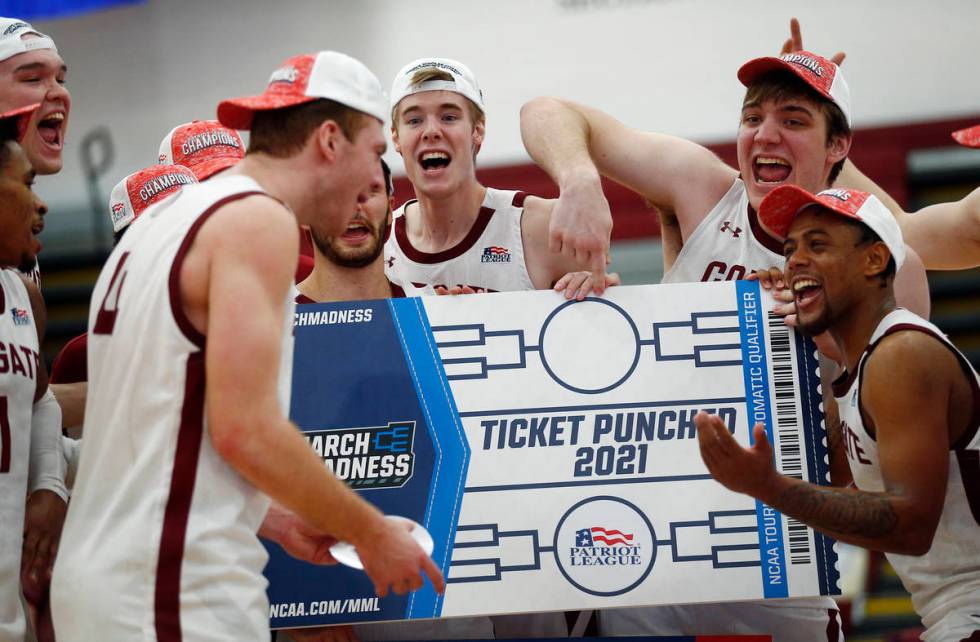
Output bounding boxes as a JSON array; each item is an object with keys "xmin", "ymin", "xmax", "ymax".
[
  {"xmin": 575, "ymin": 275, "xmax": 594, "ymax": 302},
  {"xmin": 588, "ymin": 252, "xmax": 607, "ymax": 294},
  {"xmin": 373, "ymin": 577, "xmax": 389, "ymax": 598},
  {"xmin": 790, "ymin": 17, "xmax": 802, "ymax": 50},
  {"xmin": 773, "ymin": 302, "xmax": 796, "ymax": 317},
  {"xmin": 422, "ymin": 555, "xmax": 446, "ymax": 594},
  {"xmin": 832, "ymin": 51, "xmax": 846, "ymax": 66},
  {"xmin": 746, "ymin": 271, "xmax": 759, "ymax": 282},
  {"xmin": 752, "ymin": 424, "xmax": 773, "ymax": 457},
  {"xmin": 562, "ymin": 274, "xmax": 587, "ymax": 300},
  {"xmin": 774, "ymin": 289, "xmax": 794, "ymax": 304},
  {"xmin": 434, "ymin": 286, "xmax": 449, "ymax": 296},
  {"xmin": 606, "ymin": 273, "xmax": 622, "ymax": 287},
  {"xmin": 768, "ymin": 267, "xmax": 784, "ymax": 289},
  {"xmin": 784, "ymin": 313, "xmax": 799, "ymax": 327},
  {"xmin": 780, "ymin": 37, "xmax": 792, "ymax": 56},
  {"xmin": 460, "ymin": 286, "xmax": 477, "ymax": 295},
  {"xmin": 409, "ymin": 572, "xmax": 424, "ymax": 592},
  {"xmin": 29, "ymin": 538, "xmax": 51, "ymax": 582},
  {"xmin": 553, "ymin": 272, "xmax": 573, "ymax": 292},
  {"xmin": 21, "ymin": 531, "xmax": 39, "ymax": 577}
]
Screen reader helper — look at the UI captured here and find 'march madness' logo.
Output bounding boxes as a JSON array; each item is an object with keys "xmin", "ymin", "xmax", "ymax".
[{"xmin": 554, "ymin": 496, "xmax": 656, "ymax": 596}]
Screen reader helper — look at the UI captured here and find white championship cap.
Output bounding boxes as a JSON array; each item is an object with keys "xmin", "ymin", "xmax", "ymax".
[
  {"xmin": 390, "ymin": 57, "xmax": 484, "ymax": 115},
  {"xmin": 218, "ymin": 51, "xmax": 387, "ymax": 130},
  {"xmin": 759, "ymin": 185, "xmax": 905, "ymax": 270},
  {"xmin": 0, "ymin": 18, "xmax": 56, "ymax": 64}
]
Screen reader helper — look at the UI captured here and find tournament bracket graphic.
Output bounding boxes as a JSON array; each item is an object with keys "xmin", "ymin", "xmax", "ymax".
[{"xmin": 265, "ymin": 282, "xmax": 838, "ymax": 629}]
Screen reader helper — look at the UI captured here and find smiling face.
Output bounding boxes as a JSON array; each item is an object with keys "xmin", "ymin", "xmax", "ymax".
[
  {"xmin": 0, "ymin": 44, "xmax": 70, "ymax": 175},
  {"xmin": 0, "ymin": 141, "xmax": 45, "ymax": 269},
  {"xmin": 783, "ymin": 208, "xmax": 887, "ymax": 337},
  {"xmin": 311, "ymin": 167, "xmax": 391, "ymax": 268},
  {"xmin": 737, "ymin": 97, "xmax": 848, "ymax": 213},
  {"xmin": 391, "ymin": 90, "xmax": 484, "ymax": 199}
]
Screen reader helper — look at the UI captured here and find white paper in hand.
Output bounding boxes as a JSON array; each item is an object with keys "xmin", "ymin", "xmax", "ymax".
[{"xmin": 330, "ymin": 515, "xmax": 435, "ymax": 570}]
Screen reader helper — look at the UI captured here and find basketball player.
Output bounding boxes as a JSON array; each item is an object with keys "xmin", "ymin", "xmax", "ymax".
[
  {"xmin": 698, "ymin": 185, "xmax": 980, "ymax": 642},
  {"xmin": 0, "ymin": 103, "xmax": 66, "ymax": 642},
  {"xmin": 385, "ymin": 57, "xmax": 615, "ymax": 302},
  {"xmin": 777, "ymin": 19, "xmax": 980, "ymax": 271},
  {"xmin": 50, "ymin": 51, "xmax": 444, "ymax": 641},
  {"xmin": 520, "ymin": 47, "xmax": 938, "ymax": 639},
  {"xmin": 0, "ymin": 18, "xmax": 68, "ymax": 176}
]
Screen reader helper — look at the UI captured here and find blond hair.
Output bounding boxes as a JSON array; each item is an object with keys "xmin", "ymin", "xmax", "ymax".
[{"xmin": 391, "ymin": 68, "xmax": 485, "ymax": 126}]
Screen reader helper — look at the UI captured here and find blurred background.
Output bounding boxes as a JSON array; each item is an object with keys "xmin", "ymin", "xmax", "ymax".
[{"xmin": 17, "ymin": 1, "xmax": 980, "ymax": 638}]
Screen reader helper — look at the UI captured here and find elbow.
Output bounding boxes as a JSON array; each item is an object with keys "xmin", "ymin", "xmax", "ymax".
[
  {"xmin": 208, "ymin": 416, "xmax": 250, "ymax": 466},
  {"xmin": 893, "ymin": 246, "xmax": 930, "ymax": 318},
  {"xmin": 888, "ymin": 518, "xmax": 938, "ymax": 557},
  {"xmin": 520, "ymin": 96, "xmax": 567, "ymax": 122}
]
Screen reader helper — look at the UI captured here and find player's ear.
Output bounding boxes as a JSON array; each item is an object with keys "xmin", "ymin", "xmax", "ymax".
[
  {"xmin": 827, "ymin": 132, "xmax": 850, "ymax": 164},
  {"xmin": 864, "ymin": 241, "xmax": 891, "ymax": 279},
  {"xmin": 314, "ymin": 119, "xmax": 342, "ymax": 162},
  {"xmin": 391, "ymin": 123, "xmax": 402, "ymax": 156},
  {"xmin": 471, "ymin": 118, "xmax": 485, "ymax": 156}
]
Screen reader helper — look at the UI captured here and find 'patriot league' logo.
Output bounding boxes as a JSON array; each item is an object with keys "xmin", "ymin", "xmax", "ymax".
[
  {"xmin": 304, "ymin": 421, "xmax": 416, "ymax": 489},
  {"xmin": 481, "ymin": 245, "xmax": 511, "ymax": 263},
  {"xmin": 575, "ymin": 526, "xmax": 635, "ymax": 548},
  {"xmin": 10, "ymin": 308, "xmax": 30, "ymax": 326}
]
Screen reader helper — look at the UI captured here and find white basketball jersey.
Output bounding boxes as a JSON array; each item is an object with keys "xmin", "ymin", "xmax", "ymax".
[
  {"xmin": 0, "ymin": 270, "xmax": 39, "ymax": 642},
  {"xmin": 52, "ymin": 176, "xmax": 295, "ymax": 642},
  {"xmin": 662, "ymin": 178, "xmax": 785, "ymax": 284},
  {"xmin": 833, "ymin": 309, "xmax": 980, "ymax": 633},
  {"xmin": 384, "ymin": 188, "xmax": 534, "ymax": 292}
]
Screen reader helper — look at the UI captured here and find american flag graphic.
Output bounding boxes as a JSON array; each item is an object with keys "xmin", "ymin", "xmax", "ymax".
[
  {"xmin": 10, "ymin": 308, "xmax": 29, "ymax": 325},
  {"xmin": 575, "ymin": 526, "xmax": 634, "ymax": 547},
  {"xmin": 485, "ymin": 246, "xmax": 509, "ymax": 255}
]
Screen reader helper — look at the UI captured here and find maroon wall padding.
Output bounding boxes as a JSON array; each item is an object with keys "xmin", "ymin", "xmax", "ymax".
[{"xmin": 391, "ymin": 114, "xmax": 980, "ymax": 241}]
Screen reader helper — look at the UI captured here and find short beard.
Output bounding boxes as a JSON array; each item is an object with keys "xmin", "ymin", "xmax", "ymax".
[
  {"xmin": 17, "ymin": 256, "xmax": 37, "ymax": 275},
  {"xmin": 311, "ymin": 226, "xmax": 384, "ymax": 269},
  {"xmin": 796, "ymin": 304, "xmax": 834, "ymax": 338}
]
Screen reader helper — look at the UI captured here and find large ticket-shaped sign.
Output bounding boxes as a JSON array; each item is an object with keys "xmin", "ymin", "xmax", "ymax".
[{"xmin": 265, "ymin": 281, "xmax": 838, "ymax": 628}]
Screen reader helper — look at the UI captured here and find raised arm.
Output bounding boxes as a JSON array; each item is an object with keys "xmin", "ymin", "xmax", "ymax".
[
  {"xmin": 195, "ymin": 197, "xmax": 443, "ymax": 597},
  {"xmin": 520, "ymin": 97, "xmax": 735, "ymax": 242}
]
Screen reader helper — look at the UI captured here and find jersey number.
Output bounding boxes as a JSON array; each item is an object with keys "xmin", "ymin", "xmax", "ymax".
[
  {"xmin": 0, "ymin": 397, "xmax": 10, "ymax": 473},
  {"xmin": 93, "ymin": 252, "xmax": 130, "ymax": 335}
]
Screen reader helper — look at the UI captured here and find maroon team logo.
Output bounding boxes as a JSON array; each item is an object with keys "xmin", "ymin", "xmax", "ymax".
[{"xmin": 720, "ymin": 221, "xmax": 742, "ymax": 238}]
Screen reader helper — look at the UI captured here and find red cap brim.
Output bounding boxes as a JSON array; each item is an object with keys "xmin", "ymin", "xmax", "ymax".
[
  {"xmin": 952, "ymin": 124, "xmax": 980, "ymax": 148},
  {"xmin": 757, "ymin": 184, "xmax": 826, "ymax": 239},
  {"xmin": 217, "ymin": 94, "xmax": 317, "ymax": 131},
  {"xmin": 737, "ymin": 56, "xmax": 834, "ymax": 104},
  {"xmin": 0, "ymin": 103, "xmax": 40, "ymax": 142},
  {"xmin": 187, "ymin": 156, "xmax": 241, "ymax": 181}
]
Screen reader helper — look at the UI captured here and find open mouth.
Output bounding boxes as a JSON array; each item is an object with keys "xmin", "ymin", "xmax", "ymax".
[
  {"xmin": 340, "ymin": 220, "xmax": 373, "ymax": 243},
  {"xmin": 792, "ymin": 277, "xmax": 822, "ymax": 310},
  {"xmin": 752, "ymin": 156, "xmax": 792, "ymax": 185},
  {"xmin": 36, "ymin": 111, "xmax": 65, "ymax": 148},
  {"xmin": 418, "ymin": 151, "xmax": 451, "ymax": 172}
]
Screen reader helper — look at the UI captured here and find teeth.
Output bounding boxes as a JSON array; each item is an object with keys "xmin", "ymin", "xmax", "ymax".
[
  {"xmin": 756, "ymin": 157, "xmax": 790, "ymax": 166},
  {"xmin": 421, "ymin": 152, "xmax": 449, "ymax": 161},
  {"xmin": 793, "ymin": 279, "xmax": 819, "ymax": 292}
]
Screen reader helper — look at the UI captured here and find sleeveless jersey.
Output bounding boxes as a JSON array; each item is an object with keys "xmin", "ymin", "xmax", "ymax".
[
  {"xmin": 832, "ymin": 309, "xmax": 980, "ymax": 635},
  {"xmin": 662, "ymin": 178, "xmax": 785, "ymax": 284},
  {"xmin": 384, "ymin": 188, "xmax": 534, "ymax": 292},
  {"xmin": 0, "ymin": 270, "xmax": 40, "ymax": 641},
  {"xmin": 51, "ymin": 175, "xmax": 295, "ymax": 642}
]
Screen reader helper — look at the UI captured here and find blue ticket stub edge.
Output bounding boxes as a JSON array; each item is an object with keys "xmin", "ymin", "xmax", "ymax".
[{"xmin": 735, "ymin": 280, "xmax": 788, "ymax": 599}]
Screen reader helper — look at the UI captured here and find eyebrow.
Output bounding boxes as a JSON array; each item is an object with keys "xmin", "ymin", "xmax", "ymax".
[
  {"xmin": 13, "ymin": 61, "xmax": 67, "ymax": 74},
  {"xmin": 401, "ymin": 102, "xmax": 464, "ymax": 116},
  {"xmin": 741, "ymin": 102, "xmax": 814, "ymax": 117}
]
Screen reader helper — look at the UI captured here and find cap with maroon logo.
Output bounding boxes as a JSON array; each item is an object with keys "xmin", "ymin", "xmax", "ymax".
[
  {"xmin": 158, "ymin": 120, "xmax": 244, "ymax": 180},
  {"xmin": 109, "ymin": 165, "xmax": 198, "ymax": 233},
  {"xmin": 738, "ymin": 50, "xmax": 851, "ymax": 126},
  {"xmin": 952, "ymin": 124, "xmax": 980, "ymax": 149},
  {"xmin": 758, "ymin": 185, "xmax": 905, "ymax": 270},
  {"xmin": 217, "ymin": 51, "xmax": 387, "ymax": 130}
]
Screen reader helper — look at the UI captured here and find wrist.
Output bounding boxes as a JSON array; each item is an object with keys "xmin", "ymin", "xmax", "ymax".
[{"xmin": 558, "ymin": 166, "xmax": 602, "ymax": 194}]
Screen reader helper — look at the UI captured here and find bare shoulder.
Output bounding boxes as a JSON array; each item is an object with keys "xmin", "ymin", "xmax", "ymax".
[{"xmin": 863, "ymin": 328, "xmax": 962, "ymax": 395}]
